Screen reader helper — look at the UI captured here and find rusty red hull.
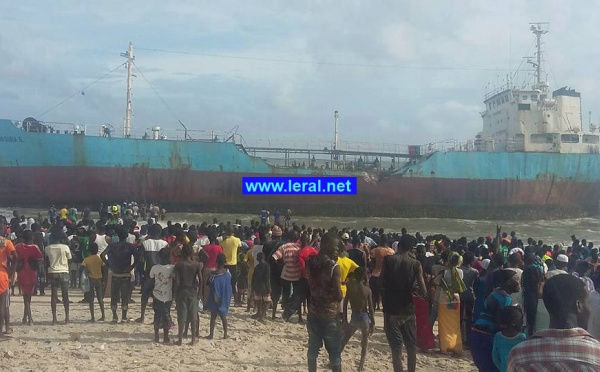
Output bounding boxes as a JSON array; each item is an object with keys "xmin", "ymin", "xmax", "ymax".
[{"xmin": 0, "ymin": 166, "xmax": 597, "ymax": 219}]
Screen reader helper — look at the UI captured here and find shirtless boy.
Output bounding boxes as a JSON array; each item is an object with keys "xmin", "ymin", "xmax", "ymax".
[
  {"xmin": 173, "ymin": 244, "xmax": 202, "ymax": 345},
  {"xmin": 342, "ymin": 267, "xmax": 375, "ymax": 372}
]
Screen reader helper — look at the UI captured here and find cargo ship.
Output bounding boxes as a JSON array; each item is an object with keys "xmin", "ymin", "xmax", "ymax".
[{"xmin": 1, "ymin": 24, "xmax": 599, "ymax": 219}]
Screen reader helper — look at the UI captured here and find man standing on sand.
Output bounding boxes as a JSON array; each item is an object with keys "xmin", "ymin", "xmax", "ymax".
[
  {"xmin": 341, "ymin": 267, "xmax": 374, "ymax": 372},
  {"xmin": 94, "ymin": 224, "xmax": 111, "ymax": 292},
  {"xmin": 285, "ymin": 233, "xmax": 318, "ymax": 321},
  {"xmin": 220, "ymin": 227, "xmax": 242, "ymax": 306},
  {"xmin": 272, "ymin": 230, "xmax": 301, "ymax": 322},
  {"xmin": 45, "ymin": 233, "xmax": 72, "ymax": 325},
  {"xmin": 251, "ymin": 252, "xmax": 271, "ymax": 323},
  {"xmin": 136, "ymin": 223, "xmax": 168, "ymax": 323},
  {"xmin": 381, "ymin": 235, "xmax": 427, "ymax": 372},
  {"xmin": 201, "ymin": 232, "xmax": 222, "ymax": 309},
  {"xmin": 370, "ymin": 234, "xmax": 394, "ymax": 310},
  {"xmin": 150, "ymin": 248, "xmax": 174, "ymax": 343},
  {"xmin": 306, "ymin": 232, "xmax": 343, "ymax": 372},
  {"xmin": 508, "ymin": 274, "xmax": 600, "ymax": 371},
  {"xmin": 263, "ymin": 226, "xmax": 284, "ymax": 319},
  {"xmin": 101, "ymin": 227, "xmax": 139, "ymax": 323},
  {"xmin": 0, "ymin": 236, "xmax": 17, "ymax": 335},
  {"xmin": 173, "ymin": 244, "xmax": 202, "ymax": 345}
]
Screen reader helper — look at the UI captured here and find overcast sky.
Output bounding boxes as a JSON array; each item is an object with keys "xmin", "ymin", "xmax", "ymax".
[{"xmin": 1, "ymin": 1, "xmax": 599, "ymax": 147}]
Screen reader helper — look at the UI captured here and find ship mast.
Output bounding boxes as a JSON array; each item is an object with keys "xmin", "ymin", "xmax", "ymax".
[
  {"xmin": 333, "ymin": 111, "xmax": 339, "ymax": 151},
  {"xmin": 121, "ymin": 42, "xmax": 134, "ymax": 138},
  {"xmin": 529, "ymin": 23, "xmax": 548, "ymax": 92}
]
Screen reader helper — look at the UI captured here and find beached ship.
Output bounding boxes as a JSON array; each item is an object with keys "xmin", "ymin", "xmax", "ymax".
[{"xmin": 0, "ymin": 24, "xmax": 599, "ymax": 219}]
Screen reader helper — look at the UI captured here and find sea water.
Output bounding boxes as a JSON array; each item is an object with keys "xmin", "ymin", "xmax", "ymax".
[{"xmin": 1, "ymin": 206, "xmax": 598, "ymax": 245}]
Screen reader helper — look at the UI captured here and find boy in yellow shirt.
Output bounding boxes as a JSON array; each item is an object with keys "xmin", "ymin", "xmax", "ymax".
[{"xmin": 81, "ymin": 243, "xmax": 106, "ymax": 321}]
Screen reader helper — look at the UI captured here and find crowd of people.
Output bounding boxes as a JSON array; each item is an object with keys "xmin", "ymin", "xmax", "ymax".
[{"xmin": 1, "ymin": 207, "xmax": 600, "ymax": 371}]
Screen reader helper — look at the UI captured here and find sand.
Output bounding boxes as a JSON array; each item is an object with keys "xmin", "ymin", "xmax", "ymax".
[{"xmin": 0, "ymin": 290, "xmax": 477, "ymax": 371}]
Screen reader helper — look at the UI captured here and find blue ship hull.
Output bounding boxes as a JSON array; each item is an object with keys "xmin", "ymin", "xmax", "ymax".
[{"xmin": 1, "ymin": 119, "xmax": 599, "ymax": 219}]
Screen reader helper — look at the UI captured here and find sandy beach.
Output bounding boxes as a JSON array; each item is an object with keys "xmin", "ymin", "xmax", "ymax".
[{"xmin": 0, "ymin": 288, "xmax": 477, "ymax": 372}]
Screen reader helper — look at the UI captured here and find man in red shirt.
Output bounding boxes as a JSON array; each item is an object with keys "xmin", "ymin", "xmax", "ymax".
[
  {"xmin": 283, "ymin": 233, "xmax": 317, "ymax": 322},
  {"xmin": 272, "ymin": 231, "xmax": 301, "ymax": 320}
]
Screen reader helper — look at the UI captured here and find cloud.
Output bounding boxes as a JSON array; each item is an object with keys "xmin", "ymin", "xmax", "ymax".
[
  {"xmin": 381, "ymin": 23, "xmax": 414, "ymax": 61},
  {"xmin": 416, "ymin": 100, "xmax": 482, "ymax": 143},
  {"xmin": 1, "ymin": 0, "xmax": 600, "ymax": 147}
]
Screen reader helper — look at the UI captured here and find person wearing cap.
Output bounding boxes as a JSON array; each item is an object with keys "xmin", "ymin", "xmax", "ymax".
[
  {"xmin": 341, "ymin": 232, "xmax": 351, "ymax": 250},
  {"xmin": 508, "ymin": 274, "xmax": 600, "ymax": 371},
  {"xmin": 469, "ymin": 269, "xmax": 520, "ymax": 372},
  {"xmin": 546, "ymin": 254, "xmax": 569, "ymax": 279}
]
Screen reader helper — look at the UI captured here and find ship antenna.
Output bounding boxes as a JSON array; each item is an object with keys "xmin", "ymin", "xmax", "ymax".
[
  {"xmin": 529, "ymin": 23, "xmax": 548, "ymax": 90},
  {"xmin": 121, "ymin": 42, "xmax": 135, "ymax": 137},
  {"xmin": 333, "ymin": 111, "xmax": 339, "ymax": 151}
]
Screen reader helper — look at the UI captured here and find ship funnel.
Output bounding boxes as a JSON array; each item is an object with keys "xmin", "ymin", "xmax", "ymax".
[{"xmin": 152, "ymin": 126, "xmax": 161, "ymax": 140}]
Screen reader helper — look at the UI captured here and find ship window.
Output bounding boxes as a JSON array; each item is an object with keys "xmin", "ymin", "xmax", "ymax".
[
  {"xmin": 518, "ymin": 103, "xmax": 531, "ymax": 110},
  {"xmin": 531, "ymin": 94, "xmax": 538, "ymax": 100},
  {"xmin": 530, "ymin": 134, "xmax": 554, "ymax": 144},
  {"xmin": 561, "ymin": 134, "xmax": 580, "ymax": 143},
  {"xmin": 522, "ymin": 95, "xmax": 528, "ymax": 100},
  {"xmin": 583, "ymin": 135, "xmax": 600, "ymax": 144}
]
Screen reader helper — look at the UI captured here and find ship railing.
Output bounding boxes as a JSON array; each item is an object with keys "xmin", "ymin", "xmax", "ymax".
[
  {"xmin": 9, "ymin": 118, "xmax": 246, "ymax": 141},
  {"xmin": 12, "ymin": 119, "xmax": 89, "ymax": 135},
  {"xmin": 241, "ymin": 138, "xmax": 415, "ymax": 155},
  {"xmin": 422, "ymin": 139, "xmax": 470, "ymax": 153},
  {"xmin": 484, "ymin": 82, "xmax": 511, "ymax": 100},
  {"xmin": 9, "ymin": 118, "xmax": 474, "ymax": 156},
  {"xmin": 261, "ymin": 155, "xmax": 402, "ymax": 172}
]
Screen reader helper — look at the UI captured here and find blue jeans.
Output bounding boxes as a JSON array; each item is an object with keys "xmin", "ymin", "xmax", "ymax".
[{"xmin": 307, "ymin": 315, "xmax": 342, "ymax": 367}]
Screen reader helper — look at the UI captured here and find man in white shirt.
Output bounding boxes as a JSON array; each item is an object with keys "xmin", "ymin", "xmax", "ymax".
[
  {"xmin": 45, "ymin": 233, "xmax": 72, "ymax": 324},
  {"xmin": 149, "ymin": 248, "xmax": 174, "ymax": 343},
  {"xmin": 136, "ymin": 224, "xmax": 168, "ymax": 323}
]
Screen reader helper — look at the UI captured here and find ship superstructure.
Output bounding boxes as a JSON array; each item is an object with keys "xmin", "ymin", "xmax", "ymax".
[{"xmin": 479, "ymin": 23, "xmax": 598, "ymax": 154}]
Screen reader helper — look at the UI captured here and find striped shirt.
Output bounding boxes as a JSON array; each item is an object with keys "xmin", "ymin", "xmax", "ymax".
[
  {"xmin": 272, "ymin": 242, "xmax": 301, "ymax": 281},
  {"xmin": 507, "ymin": 328, "xmax": 600, "ymax": 372}
]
